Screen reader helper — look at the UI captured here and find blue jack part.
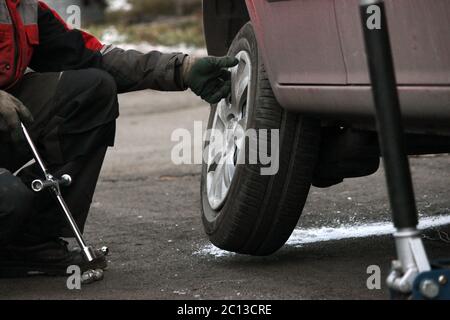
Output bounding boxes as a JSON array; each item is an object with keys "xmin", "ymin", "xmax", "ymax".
[{"xmin": 412, "ymin": 261, "xmax": 450, "ymax": 300}]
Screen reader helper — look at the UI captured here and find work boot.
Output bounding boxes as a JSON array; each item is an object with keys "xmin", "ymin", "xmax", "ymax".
[{"xmin": 0, "ymin": 237, "xmax": 107, "ymax": 277}]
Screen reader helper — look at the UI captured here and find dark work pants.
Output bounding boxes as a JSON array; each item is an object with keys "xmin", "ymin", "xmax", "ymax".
[{"xmin": 0, "ymin": 69, "xmax": 119, "ymax": 245}]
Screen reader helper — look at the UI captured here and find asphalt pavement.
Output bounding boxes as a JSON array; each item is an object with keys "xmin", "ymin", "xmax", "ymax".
[{"xmin": 1, "ymin": 90, "xmax": 450, "ymax": 300}]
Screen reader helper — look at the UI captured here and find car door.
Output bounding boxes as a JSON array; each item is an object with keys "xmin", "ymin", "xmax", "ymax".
[
  {"xmin": 246, "ymin": 0, "xmax": 347, "ymax": 85},
  {"xmin": 335, "ymin": 0, "xmax": 450, "ymax": 85}
]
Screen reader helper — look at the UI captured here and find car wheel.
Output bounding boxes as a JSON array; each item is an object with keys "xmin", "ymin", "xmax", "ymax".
[{"xmin": 201, "ymin": 22, "xmax": 321, "ymax": 255}]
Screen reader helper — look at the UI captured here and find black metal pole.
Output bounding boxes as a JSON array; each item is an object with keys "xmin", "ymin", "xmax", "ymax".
[{"xmin": 359, "ymin": 0, "xmax": 418, "ymax": 229}]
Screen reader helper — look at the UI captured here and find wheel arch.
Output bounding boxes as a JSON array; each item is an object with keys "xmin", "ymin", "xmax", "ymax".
[{"xmin": 202, "ymin": 0, "xmax": 250, "ymax": 56}]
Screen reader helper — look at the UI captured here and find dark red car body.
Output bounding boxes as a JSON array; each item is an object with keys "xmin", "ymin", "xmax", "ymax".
[{"xmin": 204, "ymin": 0, "xmax": 450, "ymax": 134}]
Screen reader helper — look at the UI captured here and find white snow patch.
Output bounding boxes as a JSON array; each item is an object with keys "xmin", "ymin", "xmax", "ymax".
[
  {"xmin": 195, "ymin": 214, "xmax": 450, "ymax": 258},
  {"xmin": 195, "ymin": 243, "xmax": 236, "ymax": 258},
  {"xmin": 107, "ymin": 0, "xmax": 132, "ymax": 11},
  {"xmin": 100, "ymin": 26, "xmax": 127, "ymax": 44},
  {"xmin": 100, "ymin": 26, "xmax": 207, "ymax": 56},
  {"xmin": 117, "ymin": 42, "xmax": 207, "ymax": 57},
  {"xmin": 173, "ymin": 290, "xmax": 187, "ymax": 295}
]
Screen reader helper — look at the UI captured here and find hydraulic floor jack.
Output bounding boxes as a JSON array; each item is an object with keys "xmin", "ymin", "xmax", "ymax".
[
  {"xmin": 360, "ymin": 0, "xmax": 450, "ymax": 299},
  {"xmin": 21, "ymin": 123, "xmax": 108, "ymax": 284}
]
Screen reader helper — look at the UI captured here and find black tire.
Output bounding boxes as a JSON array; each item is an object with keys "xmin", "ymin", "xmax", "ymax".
[{"xmin": 201, "ymin": 22, "xmax": 321, "ymax": 256}]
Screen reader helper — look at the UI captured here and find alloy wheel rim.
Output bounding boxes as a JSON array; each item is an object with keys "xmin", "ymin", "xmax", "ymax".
[{"xmin": 206, "ymin": 50, "xmax": 252, "ymax": 210}]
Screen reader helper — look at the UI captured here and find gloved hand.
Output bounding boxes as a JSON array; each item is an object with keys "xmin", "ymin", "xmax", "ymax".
[
  {"xmin": 0, "ymin": 90, "xmax": 34, "ymax": 144},
  {"xmin": 183, "ymin": 56, "xmax": 239, "ymax": 104}
]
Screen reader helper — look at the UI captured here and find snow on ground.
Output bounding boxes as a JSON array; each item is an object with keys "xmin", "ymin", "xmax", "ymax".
[
  {"xmin": 107, "ymin": 0, "xmax": 132, "ymax": 11},
  {"xmin": 100, "ymin": 26, "xmax": 207, "ymax": 56},
  {"xmin": 195, "ymin": 214, "xmax": 450, "ymax": 258}
]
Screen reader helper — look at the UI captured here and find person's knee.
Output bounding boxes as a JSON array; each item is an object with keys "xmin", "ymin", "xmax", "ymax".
[
  {"xmin": 89, "ymin": 69, "xmax": 118, "ymax": 101},
  {"xmin": 61, "ymin": 68, "xmax": 119, "ymax": 114},
  {"xmin": 57, "ymin": 68, "xmax": 120, "ymax": 131},
  {"xmin": 87, "ymin": 69, "xmax": 119, "ymax": 118},
  {"xmin": 72, "ymin": 69, "xmax": 117, "ymax": 106}
]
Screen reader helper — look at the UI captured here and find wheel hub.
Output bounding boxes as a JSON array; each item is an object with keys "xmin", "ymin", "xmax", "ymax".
[{"xmin": 206, "ymin": 50, "xmax": 252, "ymax": 210}]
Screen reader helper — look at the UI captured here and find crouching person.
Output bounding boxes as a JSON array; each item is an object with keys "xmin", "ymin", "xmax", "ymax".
[{"xmin": 0, "ymin": 0, "xmax": 237, "ymax": 276}]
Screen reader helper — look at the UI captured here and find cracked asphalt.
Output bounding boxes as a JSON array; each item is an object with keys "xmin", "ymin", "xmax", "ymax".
[{"xmin": 1, "ymin": 90, "xmax": 450, "ymax": 300}]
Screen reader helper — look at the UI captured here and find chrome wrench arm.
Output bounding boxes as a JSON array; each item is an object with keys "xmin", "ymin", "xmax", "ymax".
[{"xmin": 21, "ymin": 123, "xmax": 95, "ymax": 262}]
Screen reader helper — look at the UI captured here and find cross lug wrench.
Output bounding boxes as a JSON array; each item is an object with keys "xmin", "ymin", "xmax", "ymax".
[{"xmin": 20, "ymin": 122, "xmax": 103, "ymax": 263}]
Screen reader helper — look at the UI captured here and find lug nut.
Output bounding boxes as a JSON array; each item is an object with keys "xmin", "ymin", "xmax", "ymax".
[{"xmin": 420, "ymin": 279, "xmax": 440, "ymax": 299}]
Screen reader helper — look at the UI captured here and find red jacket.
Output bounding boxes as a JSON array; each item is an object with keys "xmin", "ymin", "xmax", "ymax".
[
  {"xmin": 0, "ymin": 0, "xmax": 186, "ymax": 92},
  {"xmin": 0, "ymin": 0, "xmax": 103, "ymax": 89}
]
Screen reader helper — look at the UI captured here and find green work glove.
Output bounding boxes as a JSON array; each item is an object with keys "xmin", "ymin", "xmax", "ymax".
[
  {"xmin": 0, "ymin": 90, "xmax": 34, "ymax": 145},
  {"xmin": 183, "ymin": 56, "xmax": 239, "ymax": 104}
]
